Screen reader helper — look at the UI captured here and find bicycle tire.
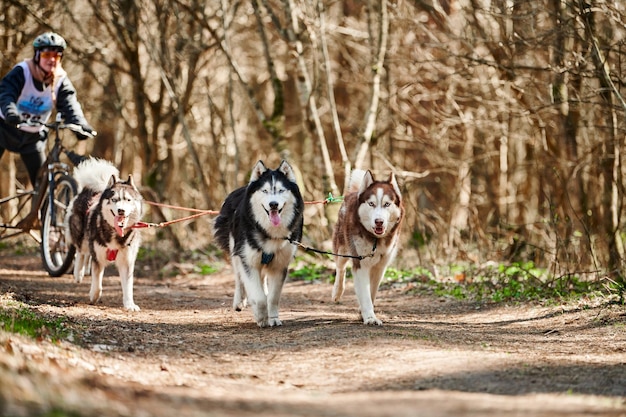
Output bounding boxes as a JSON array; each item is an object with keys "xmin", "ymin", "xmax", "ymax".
[{"xmin": 40, "ymin": 174, "xmax": 78, "ymax": 277}]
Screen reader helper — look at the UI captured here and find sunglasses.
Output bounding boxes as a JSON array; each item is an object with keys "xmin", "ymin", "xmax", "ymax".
[{"xmin": 40, "ymin": 50, "xmax": 63, "ymax": 60}]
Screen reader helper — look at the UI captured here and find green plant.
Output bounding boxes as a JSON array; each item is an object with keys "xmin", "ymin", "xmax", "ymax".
[
  {"xmin": 409, "ymin": 230, "xmax": 429, "ymax": 248},
  {"xmin": 0, "ymin": 239, "xmax": 39, "ymax": 256},
  {"xmin": 0, "ymin": 305, "xmax": 69, "ymax": 342},
  {"xmin": 394, "ymin": 261, "xmax": 605, "ymax": 303},
  {"xmin": 391, "ymin": 266, "xmax": 435, "ymax": 281},
  {"xmin": 196, "ymin": 263, "xmax": 218, "ymax": 275},
  {"xmin": 434, "ymin": 284, "xmax": 467, "ymax": 300},
  {"xmin": 290, "ymin": 263, "xmax": 331, "ymax": 282},
  {"xmin": 136, "ymin": 246, "xmax": 158, "ymax": 262}
]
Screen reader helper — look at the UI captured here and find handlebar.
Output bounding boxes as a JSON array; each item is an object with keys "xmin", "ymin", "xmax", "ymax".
[{"xmin": 17, "ymin": 120, "xmax": 98, "ymax": 139}]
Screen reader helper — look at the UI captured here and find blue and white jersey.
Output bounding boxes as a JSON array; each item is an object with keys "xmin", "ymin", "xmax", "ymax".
[{"xmin": 14, "ymin": 61, "xmax": 65, "ymax": 133}]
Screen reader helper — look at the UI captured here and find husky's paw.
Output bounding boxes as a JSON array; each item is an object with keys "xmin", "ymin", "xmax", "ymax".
[
  {"xmin": 252, "ymin": 304, "xmax": 269, "ymax": 327},
  {"xmin": 331, "ymin": 288, "xmax": 343, "ymax": 302},
  {"xmin": 268, "ymin": 317, "xmax": 282, "ymax": 327},
  {"xmin": 89, "ymin": 291, "xmax": 101, "ymax": 304},
  {"xmin": 74, "ymin": 273, "xmax": 84, "ymax": 284},
  {"xmin": 124, "ymin": 303, "xmax": 141, "ymax": 312},
  {"xmin": 233, "ymin": 298, "xmax": 247, "ymax": 311},
  {"xmin": 256, "ymin": 318, "xmax": 269, "ymax": 328},
  {"xmin": 362, "ymin": 313, "xmax": 383, "ymax": 326}
]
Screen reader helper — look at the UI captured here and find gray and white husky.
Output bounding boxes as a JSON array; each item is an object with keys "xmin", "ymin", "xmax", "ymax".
[
  {"xmin": 332, "ymin": 169, "xmax": 404, "ymax": 325},
  {"xmin": 213, "ymin": 160, "xmax": 304, "ymax": 327},
  {"xmin": 65, "ymin": 158, "xmax": 143, "ymax": 311}
]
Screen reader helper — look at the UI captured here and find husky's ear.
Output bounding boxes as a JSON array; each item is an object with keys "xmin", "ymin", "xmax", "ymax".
[
  {"xmin": 278, "ymin": 160, "xmax": 297, "ymax": 183},
  {"xmin": 388, "ymin": 172, "xmax": 402, "ymax": 202},
  {"xmin": 106, "ymin": 175, "xmax": 117, "ymax": 189},
  {"xmin": 359, "ymin": 170, "xmax": 375, "ymax": 196},
  {"xmin": 249, "ymin": 160, "xmax": 267, "ymax": 183},
  {"xmin": 127, "ymin": 175, "xmax": 138, "ymax": 190}
]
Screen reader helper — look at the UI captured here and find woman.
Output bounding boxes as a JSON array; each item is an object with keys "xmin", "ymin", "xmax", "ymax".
[{"xmin": 0, "ymin": 32, "xmax": 94, "ymax": 187}]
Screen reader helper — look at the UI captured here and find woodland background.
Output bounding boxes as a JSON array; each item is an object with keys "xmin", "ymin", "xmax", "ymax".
[{"xmin": 1, "ymin": 0, "xmax": 626, "ymax": 289}]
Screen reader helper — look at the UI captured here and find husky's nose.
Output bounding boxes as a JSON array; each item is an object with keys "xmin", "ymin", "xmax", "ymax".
[
  {"xmin": 117, "ymin": 209, "xmax": 126, "ymax": 216},
  {"xmin": 375, "ymin": 219, "xmax": 384, "ymax": 227},
  {"xmin": 269, "ymin": 201, "xmax": 279, "ymax": 210}
]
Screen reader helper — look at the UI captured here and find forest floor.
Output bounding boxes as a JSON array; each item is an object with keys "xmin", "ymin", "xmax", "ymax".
[{"xmin": 1, "ymin": 247, "xmax": 626, "ymax": 417}]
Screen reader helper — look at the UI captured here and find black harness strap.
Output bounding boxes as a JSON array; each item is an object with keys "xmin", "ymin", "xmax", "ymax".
[{"xmin": 286, "ymin": 237, "xmax": 377, "ymax": 260}]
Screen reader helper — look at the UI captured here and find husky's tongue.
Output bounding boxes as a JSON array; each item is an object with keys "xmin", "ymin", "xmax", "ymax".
[
  {"xmin": 114, "ymin": 215, "xmax": 127, "ymax": 237},
  {"xmin": 269, "ymin": 210, "xmax": 281, "ymax": 226}
]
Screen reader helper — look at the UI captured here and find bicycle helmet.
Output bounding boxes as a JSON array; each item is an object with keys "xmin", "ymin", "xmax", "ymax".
[
  {"xmin": 33, "ymin": 32, "xmax": 67, "ymax": 51},
  {"xmin": 32, "ymin": 32, "xmax": 67, "ymax": 81}
]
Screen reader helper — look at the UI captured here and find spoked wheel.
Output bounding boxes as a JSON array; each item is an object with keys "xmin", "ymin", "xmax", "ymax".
[
  {"xmin": 40, "ymin": 174, "xmax": 78, "ymax": 277},
  {"xmin": 0, "ymin": 183, "xmax": 36, "ymax": 240}
]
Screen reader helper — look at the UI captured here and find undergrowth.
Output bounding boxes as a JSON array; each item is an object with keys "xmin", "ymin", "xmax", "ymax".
[
  {"xmin": 289, "ymin": 259, "xmax": 613, "ymax": 304},
  {"xmin": 0, "ymin": 239, "xmax": 39, "ymax": 256},
  {"xmin": 0, "ymin": 298, "xmax": 70, "ymax": 342},
  {"xmin": 382, "ymin": 262, "xmax": 609, "ymax": 303}
]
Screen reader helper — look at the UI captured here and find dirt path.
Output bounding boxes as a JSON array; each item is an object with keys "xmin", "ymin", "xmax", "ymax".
[{"xmin": 1, "ymin": 253, "xmax": 625, "ymax": 416}]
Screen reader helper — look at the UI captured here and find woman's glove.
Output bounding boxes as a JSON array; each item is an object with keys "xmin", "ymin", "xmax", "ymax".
[
  {"xmin": 3, "ymin": 104, "xmax": 22, "ymax": 126},
  {"xmin": 76, "ymin": 123, "xmax": 96, "ymax": 140}
]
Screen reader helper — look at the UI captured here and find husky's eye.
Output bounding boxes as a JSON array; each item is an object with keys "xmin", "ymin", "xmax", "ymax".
[
  {"xmin": 384, "ymin": 202, "xmax": 391, "ymax": 208},
  {"xmin": 278, "ymin": 189, "xmax": 285, "ymax": 194},
  {"xmin": 368, "ymin": 201, "xmax": 375, "ymax": 207},
  {"xmin": 262, "ymin": 189, "xmax": 269, "ymax": 194}
]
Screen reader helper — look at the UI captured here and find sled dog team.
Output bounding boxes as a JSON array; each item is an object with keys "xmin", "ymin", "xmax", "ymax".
[{"xmin": 65, "ymin": 158, "xmax": 404, "ymax": 327}]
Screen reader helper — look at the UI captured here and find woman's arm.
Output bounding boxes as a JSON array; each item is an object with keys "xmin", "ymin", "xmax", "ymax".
[{"xmin": 0, "ymin": 65, "xmax": 26, "ymax": 121}]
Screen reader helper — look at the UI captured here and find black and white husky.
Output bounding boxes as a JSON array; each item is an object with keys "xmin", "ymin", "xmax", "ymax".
[
  {"xmin": 65, "ymin": 158, "xmax": 144, "ymax": 311},
  {"xmin": 214, "ymin": 160, "xmax": 304, "ymax": 328}
]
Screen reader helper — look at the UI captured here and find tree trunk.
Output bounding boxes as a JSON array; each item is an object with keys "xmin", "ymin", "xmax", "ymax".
[
  {"xmin": 580, "ymin": 1, "xmax": 625, "ymax": 287},
  {"xmin": 354, "ymin": 0, "xmax": 389, "ymax": 170}
]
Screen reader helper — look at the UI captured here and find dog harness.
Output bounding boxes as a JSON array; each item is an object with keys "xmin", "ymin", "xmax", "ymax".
[
  {"xmin": 106, "ymin": 248, "xmax": 118, "ymax": 261},
  {"xmin": 105, "ymin": 228, "xmax": 138, "ymax": 262},
  {"xmin": 261, "ymin": 252, "xmax": 274, "ymax": 265}
]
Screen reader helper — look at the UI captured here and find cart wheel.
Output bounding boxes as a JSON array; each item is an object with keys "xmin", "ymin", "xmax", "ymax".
[{"xmin": 40, "ymin": 174, "xmax": 78, "ymax": 277}]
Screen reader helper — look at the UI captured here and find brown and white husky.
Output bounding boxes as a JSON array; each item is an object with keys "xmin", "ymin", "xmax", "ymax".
[{"xmin": 332, "ymin": 169, "xmax": 404, "ymax": 325}]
